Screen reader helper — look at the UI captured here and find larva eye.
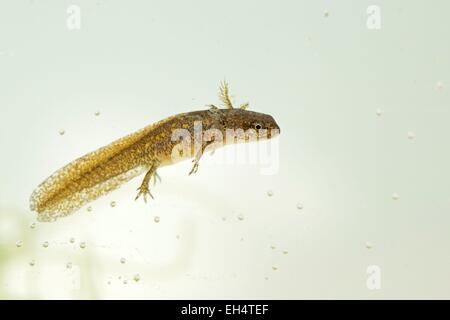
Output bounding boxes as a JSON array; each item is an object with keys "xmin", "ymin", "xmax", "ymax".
[{"xmin": 255, "ymin": 123, "xmax": 262, "ymax": 130}]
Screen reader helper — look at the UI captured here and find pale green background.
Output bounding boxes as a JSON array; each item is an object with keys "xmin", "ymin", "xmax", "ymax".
[{"xmin": 0, "ymin": 0, "xmax": 449, "ymax": 299}]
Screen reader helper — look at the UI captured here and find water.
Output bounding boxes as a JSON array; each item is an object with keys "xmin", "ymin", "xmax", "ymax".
[{"xmin": 0, "ymin": 0, "xmax": 449, "ymax": 299}]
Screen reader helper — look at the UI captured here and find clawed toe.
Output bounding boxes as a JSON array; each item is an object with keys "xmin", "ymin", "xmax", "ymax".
[
  {"xmin": 189, "ymin": 162, "xmax": 199, "ymax": 175},
  {"xmin": 135, "ymin": 186, "xmax": 154, "ymax": 203},
  {"xmin": 153, "ymin": 171, "xmax": 162, "ymax": 185}
]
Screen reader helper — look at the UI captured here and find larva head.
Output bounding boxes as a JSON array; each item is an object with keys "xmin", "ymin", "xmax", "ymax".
[{"xmin": 221, "ymin": 109, "xmax": 280, "ymax": 141}]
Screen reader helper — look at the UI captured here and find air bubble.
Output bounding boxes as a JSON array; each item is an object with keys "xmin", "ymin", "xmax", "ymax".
[
  {"xmin": 94, "ymin": 111, "xmax": 101, "ymax": 116},
  {"xmin": 29, "ymin": 260, "xmax": 35, "ymax": 266},
  {"xmin": 323, "ymin": 10, "xmax": 329, "ymax": 17},
  {"xmin": 59, "ymin": 129, "xmax": 65, "ymax": 136},
  {"xmin": 283, "ymin": 250, "xmax": 288, "ymax": 255},
  {"xmin": 120, "ymin": 257, "xmax": 126, "ymax": 264},
  {"xmin": 272, "ymin": 266, "xmax": 278, "ymax": 271},
  {"xmin": 110, "ymin": 201, "xmax": 116, "ymax": 208},
  {"xmin": 70, "ymin": 237, "xmax": 75, "ymax": 244},
  {"xmin": 376, "ymin": 109, "xmax": 382, "ymax": 116},
  {"xmin": 392, "ymin": 193, "xmax": 399, "ymax": 200},
  {"xmin": 66, "ymin": 262, "xmax": 72, "ymax": 269},
  {"xmin": 133, "ymin": 274, "xmax": 141, "ymax": 282},
  {"xmin": 267, "ymin": 190, "xmax": 274, "ymax": 197},
  {"xmin": 365, "ymin": 242, "xmax": 373, "ymax": 249},
  {"xmin": 296, "ymin": 203, "xmax": 303, "ymax": 210},
  {"xmin": 407, "ymin": 131, "xmax": 415, "ymax": 140},
  {"xmin": 80, "ymin": 242, "xmax": 86, "ymax": 249},
  {"xmin": 30, "ymin": 222, "xmax": 36, "ymax": 229},
  {"xmin": 42, "ymin": 241, "xmax": 49, "ymax": 248},
  {"xmin": 87, "ymin": 206, "xmax": 92, "ymax": 212},
  {"xmin": 16, "ymin": 240, "xmax": 23, "ymax": 248},
  {"xmin": 154, "ymin": 216, "xmax": 160, "ymax": 223},
  {"xmin": 237, "ymin": 213, "xmax": 244, "ymax": 221}
]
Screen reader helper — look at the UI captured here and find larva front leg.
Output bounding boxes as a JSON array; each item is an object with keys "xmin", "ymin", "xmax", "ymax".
[{"xmin": 188, "ymin": 140, "xmax": 215, "ymax": 175}]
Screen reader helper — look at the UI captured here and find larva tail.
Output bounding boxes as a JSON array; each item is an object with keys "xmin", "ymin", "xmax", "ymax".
[
  {"xmin": 30, "ymin": 165, "xmax": 146, "ymax": 222},
  {"xmin": 29, "ymin": 126, "xmax": 153, "ymax": 222}
]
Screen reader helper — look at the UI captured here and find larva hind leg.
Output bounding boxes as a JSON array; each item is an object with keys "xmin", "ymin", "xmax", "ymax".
[{"xmin": 135, "ymin": 162, "xmax": 160, "ymax": 203}]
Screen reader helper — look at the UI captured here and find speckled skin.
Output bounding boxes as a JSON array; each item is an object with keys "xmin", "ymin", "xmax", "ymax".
[{"xmin": 30, "ymin": 87, "xmax": 280, "ymax": 222}]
